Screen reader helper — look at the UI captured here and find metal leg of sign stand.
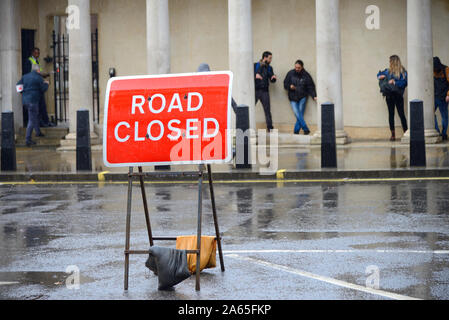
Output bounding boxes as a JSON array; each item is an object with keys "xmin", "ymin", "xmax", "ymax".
[
  {"xmin": 207, "ymin": 164, "xmax": 225, "ymax": 272},
  {"xmin": 124, "ymin": 166, "xmax": 133, "ymax": 291},
  {"xmin": 138, "ymin": 166, "xmax": 154, "ymax": 246},
  {"xmin": 123, "ymin": 165, "xmax": 225, "ymax": 291},
  {"xmin": 195, "ymin": 165, "xmax": 204, "ymax": 290}
]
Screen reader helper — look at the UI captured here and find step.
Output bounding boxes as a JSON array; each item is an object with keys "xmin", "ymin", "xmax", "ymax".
[
  {"xmin": 18, "ymin": 127, "xmax": 69, "ymax": 138},
  {"xmin": 59, "ymin": 136, "xmax": 101, "ymax": 147},
  {"xmin": 15, "ymin": 127, "xmax": 69, "ymax": 148},
  {"xmin": 15, "ymin": 137, "xmax": 63, "ymax": 148}
]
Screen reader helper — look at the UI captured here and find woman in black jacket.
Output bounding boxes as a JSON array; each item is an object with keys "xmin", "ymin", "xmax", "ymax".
[{"xmin": 283, "ymin": 60, "xmax": 317, "ymax": 135}]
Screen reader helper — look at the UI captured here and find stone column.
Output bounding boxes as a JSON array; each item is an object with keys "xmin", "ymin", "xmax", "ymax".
[
  {"xmin": 228, "ymin": 0, "xmax": 255, "ymax": 132},
  {"xmin": 313, "ymin": 0, "xmax": 348, "ymax": 145},
  {"xmin": 67, "ymin": 0, "xmax": 93, "ymax": 136},
  {"xmin": 146, "ymin": 0, "xmax": 170, "ymax": 75},
  {"xmin": 0, "ymin": 0, "xmax": 22, "ymax": 129},
  {"xmin": 405, "ymin": 0, "xmax": 439, "ymax": 143}
]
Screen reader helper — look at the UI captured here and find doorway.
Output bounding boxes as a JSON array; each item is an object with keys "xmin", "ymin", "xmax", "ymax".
[
  {"xmin": 52, "ymin": 15, "xmax": 99, "ymax": 126},
  {"xmin": 21, "ymin": 29, "xmax": 35, "ymax": 127}
]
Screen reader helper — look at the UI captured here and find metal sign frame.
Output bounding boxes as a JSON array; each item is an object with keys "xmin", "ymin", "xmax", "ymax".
[{"xmin": 123, "ymin": 164, "xmax": 225, "ymax": 291}]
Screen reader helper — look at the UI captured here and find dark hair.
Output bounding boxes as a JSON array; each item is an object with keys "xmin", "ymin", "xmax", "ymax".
[
  {"xmin": 31, "ymin": 47, "xmax": 40, "ymax": 54},
  {"xmin": 389, "ymin": 54, "xmax": 399, "ymax": 61},
  {"xmin": 434, "ymin": 56, "xmax": 444, "ymax": 72},
  {"xmin": 295, "ymin": 60, "xmax": 304, "ymax": 67},
  {"xmin": 262, "ymin": 51, "xmax": 272, "ymax": 59}
]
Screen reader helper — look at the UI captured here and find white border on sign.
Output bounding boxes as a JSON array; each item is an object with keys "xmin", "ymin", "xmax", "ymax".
[{"xmin": 103, "ymin": 71, "xmax": 234, "ymax": 167}]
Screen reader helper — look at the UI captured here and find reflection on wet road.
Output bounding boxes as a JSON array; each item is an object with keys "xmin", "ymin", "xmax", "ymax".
[
  {"xmin": 0, "ymin": 180, "xmax": 448, "ymax": 299},
  {"xmin": 12, "ymin": 143, "xmax": 449, "ymax": 173}
]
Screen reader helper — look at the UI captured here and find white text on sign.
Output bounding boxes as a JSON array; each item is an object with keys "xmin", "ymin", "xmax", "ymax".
[{"xmin": 114, "ymin": 92, "xmax": 219, "ymax": 143}]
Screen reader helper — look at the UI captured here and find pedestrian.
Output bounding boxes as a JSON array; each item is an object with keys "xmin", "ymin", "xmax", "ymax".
[
  {"xmin": 254, "ymin": 51, "xmax": 277, "ymax": 132},
  {"xmin": 25, "ymin": 47, "xmax": 53, "ymax": 128},
  {"xmin": 377, "ymin": 55, "xmax": 408, "ymax": 141},
  {"xmin": 433, "ymin": 57, "xmax": 449, "ymax": 141},
  {"xmin": 16, "ymin": 64, "xmax": 49, "ymax": 147},
  {"xmin": 283, "ymin": 60, "xmax": 317, "ymax": 135}
]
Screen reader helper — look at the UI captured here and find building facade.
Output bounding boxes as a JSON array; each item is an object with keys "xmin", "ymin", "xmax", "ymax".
[{"xmin": 1, "ymin": 0, "xmax": 449, "ymax": 142}]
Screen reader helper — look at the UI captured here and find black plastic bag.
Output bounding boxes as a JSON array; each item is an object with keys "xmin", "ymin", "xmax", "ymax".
[{"xmin": 145, "ymin": 246, "xmax": 191, "ymax": 290}]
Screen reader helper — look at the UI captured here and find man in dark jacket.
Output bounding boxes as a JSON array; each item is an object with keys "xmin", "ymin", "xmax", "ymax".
[
  {"xmin": 16, "ymin": 64, "xmax": 49, "ymax": 146},
  {"xmin": 433, "ymin": 57, "xmax": 449, "ymax": 141},
  {"xmin": 254, "ymin": 51, "xmax": 277, "ymax": 131},
  {"xmin": 283, "ymin": 60, "xmax": 317, "ymax": 135},
  {"xmin": 24, "ymin": 47, "xmax": 53, "ymax": 128}
]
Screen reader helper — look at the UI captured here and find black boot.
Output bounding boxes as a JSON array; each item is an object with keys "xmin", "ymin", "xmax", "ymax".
[{"xmin": 390, "ymin": 130, "xmax": 395, "ymax": 141}]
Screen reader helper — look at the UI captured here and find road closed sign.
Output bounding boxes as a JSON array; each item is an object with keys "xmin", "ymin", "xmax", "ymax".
[{"xmin": 103, "ymin": 72, "xmax": 233, "ymax": 167}]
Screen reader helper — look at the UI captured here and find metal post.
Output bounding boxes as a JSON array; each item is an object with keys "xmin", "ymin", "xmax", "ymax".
[
  {"xmin": 235, "ymin": 105, "xmax": 251, "ymax": 169},
  {"xmin": 321, "ymin": 103, "xmax": 337, "ymax": 168},
  {"xmin": 196, "ymin": 165, "xmax": 204, "ymax": 291},
  {"xmin": 95, "ymin": 29, "xmax": 100, "ymax": 123},
  {"xmin": 91, "ymin": 31, "xmax": 95, "ymax": 123},
  {"xmin": 62, "ymin": 34, "xmax": 67, "ymax": 122},
  {"xmin": 207, "ymin": 164, "xmax": 225, "ymax": 272},
  {"xmin": 1, "ymin": 112, "xmax": 17, "ymax": 171},
  {"xmin": 124, "ymin": 166, "xmax": 133, "ymax": 291},
  {"xmin": 76, "ymin": 109, "xmax": 92, "ymax": 171},
  {"xmin": 410, "ymin": 99, "xmax": 426, "ymax": 167},
  {"xmin": 52, "ymin": 31, "xmax": 58, "ymax": 126},
  {"xmin": 138, "ymin": 166, "xmax": 154, "ymax": 246}
]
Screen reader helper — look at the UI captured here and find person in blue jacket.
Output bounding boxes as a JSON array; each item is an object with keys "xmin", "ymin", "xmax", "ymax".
[
  {"xmin": 16, "ymin": 64, "xmax": 49, "ymax": 146},
  {"xmin": 377, "ymin": 55, "xmax": 408, "ymax": 141}
]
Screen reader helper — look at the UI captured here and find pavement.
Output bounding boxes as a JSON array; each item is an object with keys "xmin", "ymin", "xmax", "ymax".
[{"xmin": 1, "ymin": 140, "xmax": 449, "ymax": 182}]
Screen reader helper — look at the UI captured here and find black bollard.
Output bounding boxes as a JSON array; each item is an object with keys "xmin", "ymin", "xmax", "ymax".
[
  {"xmin": 409, "ymin": 99, "xmax": 426, "ymax": 167},
  {"xmin": 76, "ymin": 109, "xmax": 92, "ymax": 171},
  {"xmin": 235, "ymin": 104, "xmax": 251, "ymax": 169},
  {"xmin": 321, "ymin": 103, "xmax": 337, "ymax": 168},
  {"xmin": 1, "ymin": 112, "xmax": 17, "ymax": 171}
]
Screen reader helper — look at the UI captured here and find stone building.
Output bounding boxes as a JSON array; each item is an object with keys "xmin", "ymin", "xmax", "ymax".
[{"xmin": 1, "ymin": 0, "xmax": 448, "ymax": 146}]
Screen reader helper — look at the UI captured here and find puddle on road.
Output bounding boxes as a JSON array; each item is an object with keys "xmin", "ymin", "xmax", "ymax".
[{"xmin": 0, "ymin": 271, "xmax": 95, "ymax": 287}]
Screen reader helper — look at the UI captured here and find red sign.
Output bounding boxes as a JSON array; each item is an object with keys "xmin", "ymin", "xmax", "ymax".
[{"xmin": 103, "ymin": 72, "xmax": 233, "ymax": 167}]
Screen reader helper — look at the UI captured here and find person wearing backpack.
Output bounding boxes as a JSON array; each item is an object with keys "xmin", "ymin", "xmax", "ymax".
[
  {"xmin": 433, "ymin": 57, "xmax": 449, "ymax": 141},
  {"xmin": 254, "ymin": 51, "xmax": 277, "ymax": 131},
  {"xmin": 377, "ymin": 55, "xmax": 408, "ymax": 141}
]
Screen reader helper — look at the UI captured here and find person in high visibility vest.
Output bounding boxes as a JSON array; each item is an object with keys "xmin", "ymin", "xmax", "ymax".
[
  {"xmin": 25, "ymin": 48, "xmax": 54, "ymax": 127},
  {"xmin": 28, "ymin": 55, "xmax": 42, "ymax": 72}
]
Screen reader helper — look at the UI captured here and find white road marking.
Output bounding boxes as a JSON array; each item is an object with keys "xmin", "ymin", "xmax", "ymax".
[
  {"xmin": 223, "ymin": 249, "xmax": 449, "ymax": 254},
  {"xmin": 226, "ymin": 254, "xmax": 422, "ymax": 300},
  {"xmin": 0, "ymin": 282, "xmax": 19, "ymax": 286}
]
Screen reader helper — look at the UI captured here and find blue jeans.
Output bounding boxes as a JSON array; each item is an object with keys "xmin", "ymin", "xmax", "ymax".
[
  {"xmin": 24, "ymin": 103, "xmax": 41, "ymax": 143},
  {"xmin": 434, "ymin": 98, "xmax": 448, "ymax": 136},
  {"xmin": 290, "ymin": 97, "xmax": 309, "ymax": 133}
]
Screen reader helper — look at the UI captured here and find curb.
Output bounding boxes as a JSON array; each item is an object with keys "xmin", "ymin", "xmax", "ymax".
[{"xmin": 1, "ymin": 168, "xmax": 449, "ymax": 183}]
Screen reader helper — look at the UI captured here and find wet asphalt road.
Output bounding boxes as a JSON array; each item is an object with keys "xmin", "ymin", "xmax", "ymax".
[{"xmin": 0, "ymin": 180, "xmax": 448, "ymax": 300}]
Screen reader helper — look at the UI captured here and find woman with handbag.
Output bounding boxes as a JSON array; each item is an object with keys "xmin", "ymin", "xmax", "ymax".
[{"xmin": 377, "ymin": 55, "xmax": 408, "ymax": 141}]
